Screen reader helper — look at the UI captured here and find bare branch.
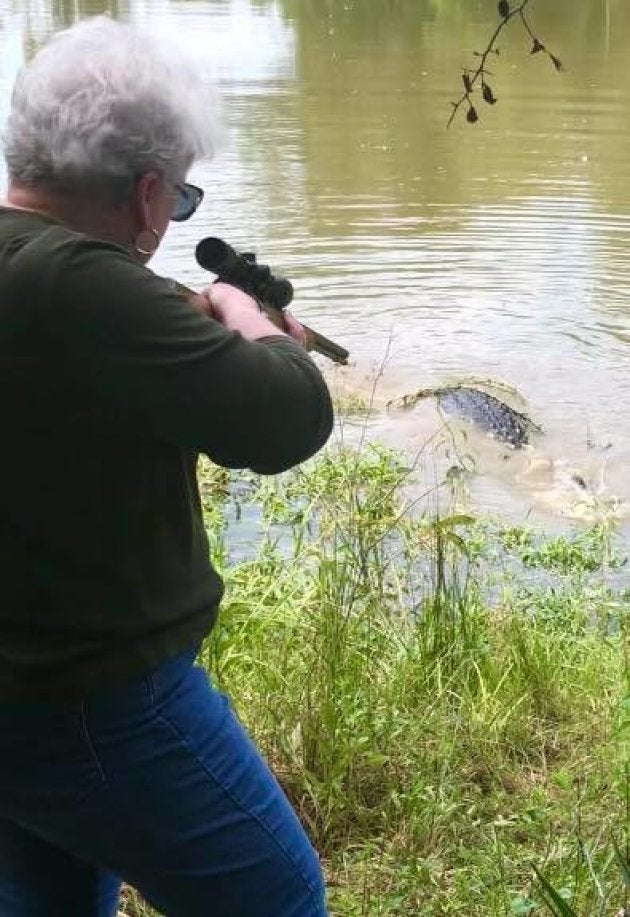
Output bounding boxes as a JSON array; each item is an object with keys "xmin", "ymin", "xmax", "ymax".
[{"xmin": 447, "ymin": 0, "xmax": 563, "ymax": 128}]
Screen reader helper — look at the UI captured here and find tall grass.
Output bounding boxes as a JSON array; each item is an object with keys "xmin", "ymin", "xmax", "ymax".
[{"xmin": 122, "ymin": 439, "xmax": 628, "ymax": 916}]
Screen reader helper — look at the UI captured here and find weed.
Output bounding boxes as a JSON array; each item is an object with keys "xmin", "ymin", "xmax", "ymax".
[{"xmin": 121, "ymin": 441, "xmax": 628, "ymax": 915}]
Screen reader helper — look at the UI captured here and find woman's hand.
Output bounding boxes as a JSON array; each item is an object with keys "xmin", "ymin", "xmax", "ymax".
[
  {"xmin": 279, "ymin": 310, "xmax": 309, "ymax": 349},
  {"xmin": 198, "ymin": 282, "xmax": 309, "ymax": 347}
]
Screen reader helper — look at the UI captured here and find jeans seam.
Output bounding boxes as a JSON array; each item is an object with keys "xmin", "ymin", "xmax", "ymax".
[
  {"xmin": 147, "ymin": 672, "xmax": 156, "ymax": 706},
  {"xmin": 153, "ymin": 706, "xmax": 322, "ymax": 911},
  {"xmin": 79, "ymin": 703, "xmax": 106, "ymax": 784}
]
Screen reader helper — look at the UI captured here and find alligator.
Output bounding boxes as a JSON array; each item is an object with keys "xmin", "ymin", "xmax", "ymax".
[
  {"xmin": 388, "ymin": 382, "xmax": 543, "ymax": 449},
  {"xmin": 385, "ymin": 382, "xmax": 626, "ymax": 519},
  {"xmin": 436, "ymin": 386, "xmax": 543, "ymax": 448}
]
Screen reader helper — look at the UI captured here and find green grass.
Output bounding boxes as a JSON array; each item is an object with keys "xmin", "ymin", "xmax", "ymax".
[{"xmin": 121, "ymin": 443, "xmax": 629, "ymax": 916}]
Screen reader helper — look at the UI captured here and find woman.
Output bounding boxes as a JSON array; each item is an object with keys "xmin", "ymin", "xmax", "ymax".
[{"xmin": 0, "ymin": 16, "xmax": 332, "ymax": 917}]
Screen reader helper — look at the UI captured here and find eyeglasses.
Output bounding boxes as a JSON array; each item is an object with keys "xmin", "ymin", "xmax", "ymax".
[{"xmin": 170, "ymin": 182, "xmax": 204, "ymax": 222}]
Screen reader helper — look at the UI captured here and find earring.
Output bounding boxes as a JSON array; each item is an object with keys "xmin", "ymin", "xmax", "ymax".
[{"xmin": 134, "ymin": 227, "xmax": 160, "ymax": 256}]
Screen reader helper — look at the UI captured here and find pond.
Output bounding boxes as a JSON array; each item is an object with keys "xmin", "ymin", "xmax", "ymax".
[{"xmin": 1, "ymin": 0, "xmax": 629, "ymax": 530}]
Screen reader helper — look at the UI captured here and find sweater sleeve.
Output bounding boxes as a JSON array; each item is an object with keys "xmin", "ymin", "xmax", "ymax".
[{"xmin": 40, "ymin": 233, "xmax": 334, "ymax": 473}]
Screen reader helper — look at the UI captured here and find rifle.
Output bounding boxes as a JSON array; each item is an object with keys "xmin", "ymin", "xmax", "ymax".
[{"xmin": 189, "ymin": 237, "xmax": 349, "ymax": 366}]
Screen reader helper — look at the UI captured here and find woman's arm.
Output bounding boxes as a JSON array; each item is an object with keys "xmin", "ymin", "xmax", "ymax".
[{"xmin": 41, "ymin": 235, "xmax": 334, "ymax": 472}]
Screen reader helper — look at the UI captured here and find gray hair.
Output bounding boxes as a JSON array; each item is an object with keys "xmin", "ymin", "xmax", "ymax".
[{"xmin": 3, "ymin": 17, "xmax": 220, "ymax": 199}]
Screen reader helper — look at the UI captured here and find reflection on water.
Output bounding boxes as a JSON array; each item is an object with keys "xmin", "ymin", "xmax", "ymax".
[
  {"xmin": 130, "ymin": 0, "xmax": 295, "ymax": 88},
  {"xmin": 1, "ymin": 0, "xmax": 630, "ymax": 529}
]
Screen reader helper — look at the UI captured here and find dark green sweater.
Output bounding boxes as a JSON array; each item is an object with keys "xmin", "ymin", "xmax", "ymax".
[{"xmin": 0, "ymin": 209, "xmax": 333, "ymax": 699}]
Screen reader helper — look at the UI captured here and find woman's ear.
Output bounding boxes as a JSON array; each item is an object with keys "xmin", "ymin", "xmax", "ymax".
[{"xmin": 132, "ymin": 171, "xmax": 162, "ymax": 231}]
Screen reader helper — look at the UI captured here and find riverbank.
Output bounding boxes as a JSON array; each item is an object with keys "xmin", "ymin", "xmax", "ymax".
[{"xmin": 122, "ymin": 440, "xmax": 628, "ymax": 917}]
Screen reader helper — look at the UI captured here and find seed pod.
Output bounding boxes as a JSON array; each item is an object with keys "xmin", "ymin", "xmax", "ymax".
[
  {"xmin": 498, "ymin": 0, "xmax": 510, "ymax": 18},
  {"xmin": 462, "ymin": 72, "xmax": 473, "ymax": 93},
  {"xmin": 550, "ymin": 53, "xmax": 564, "ymax": 71},
  {"xmin": 482, "ymin": 82, "xmax": 497, "ymax": 105},
  {"xmin": 466, "ymin": 105, "xmax": 479, "ymax": 123},
  {"xmin": 531, "ymin": 38, "xmax": 544, "ymax": 54}
]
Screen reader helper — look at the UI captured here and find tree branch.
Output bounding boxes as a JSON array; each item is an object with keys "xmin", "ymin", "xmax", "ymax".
[{"xmin": 447, "ymin": 0, "xmax": 563, "ymax": 128}]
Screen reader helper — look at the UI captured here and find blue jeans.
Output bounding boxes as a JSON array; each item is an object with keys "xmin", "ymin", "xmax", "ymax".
[{"xmin": 0, "ymin": 649, "xmax": 327, "ymax": 916}]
